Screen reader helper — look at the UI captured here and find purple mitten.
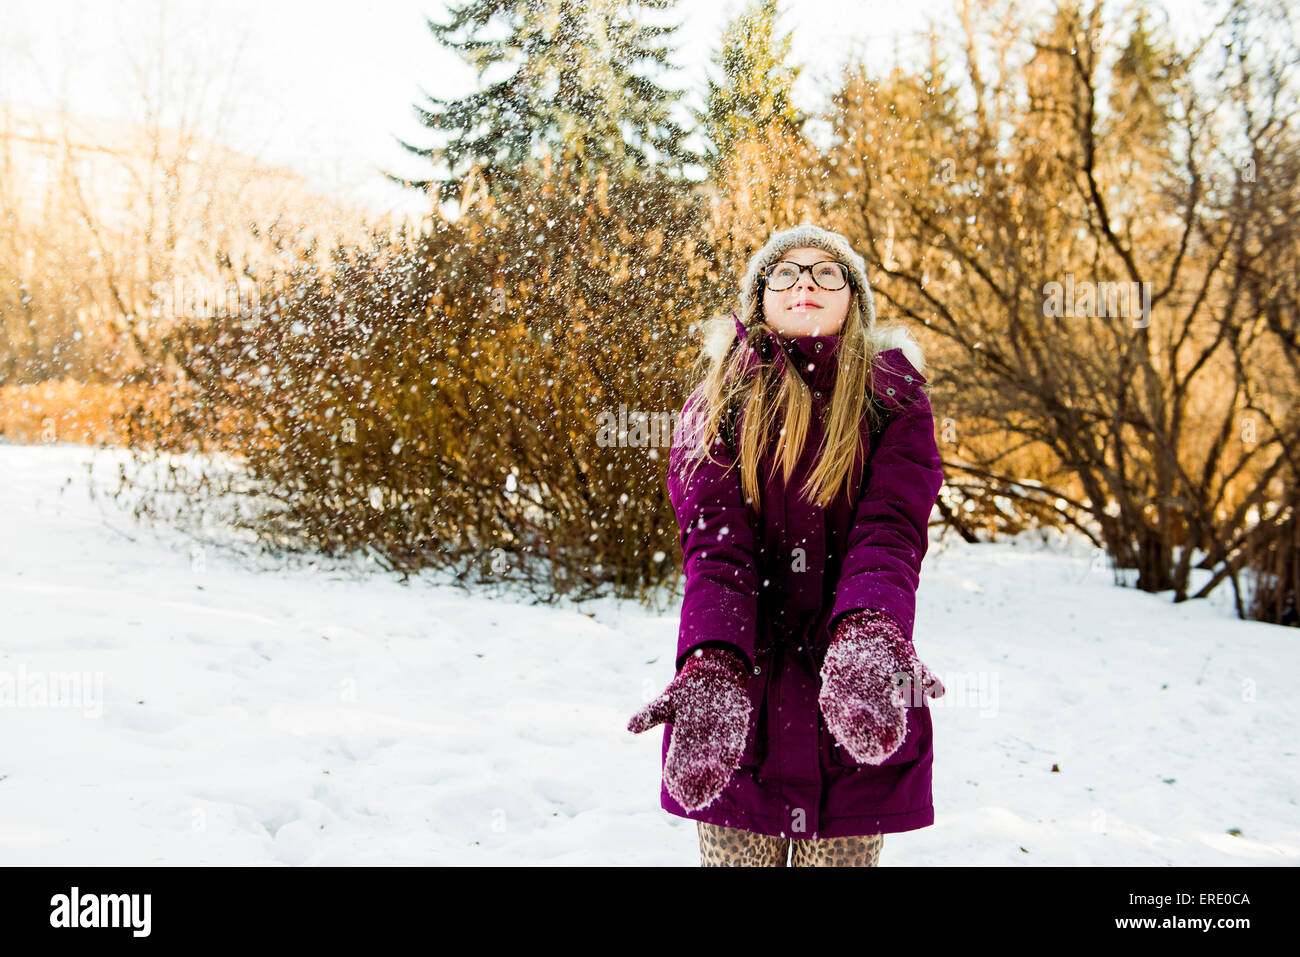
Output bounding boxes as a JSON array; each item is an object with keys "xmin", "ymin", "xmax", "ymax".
[
  {"xmin": 818, "ymin": 610, "xmax": 945, "ymax": 764},
  {"xmin": 627, "ymin": 646, "xmax": 752, "ymax": 811}
]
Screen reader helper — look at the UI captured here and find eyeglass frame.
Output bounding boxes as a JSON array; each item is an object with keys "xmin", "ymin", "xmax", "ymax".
[{"xmin": 762, "ymin": 259, "xmax": 853, "ymax": 292}]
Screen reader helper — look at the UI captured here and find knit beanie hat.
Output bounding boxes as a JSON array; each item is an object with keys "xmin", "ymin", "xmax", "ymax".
[{"xmin": 740, "ymin": 224, "xmax": 876, "ymax": 333}]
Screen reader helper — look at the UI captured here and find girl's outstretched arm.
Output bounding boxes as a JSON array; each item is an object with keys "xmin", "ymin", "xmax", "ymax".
[{"xmin": 829, "ymin": 350, "xmax": 945, "ymax": 642}]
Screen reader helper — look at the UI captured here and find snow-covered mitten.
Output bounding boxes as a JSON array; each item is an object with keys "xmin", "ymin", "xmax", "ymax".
[
  {"xmin": 627, "ymin": 646, "xmax": 752, "ymax": 811},
  {"xmin": 818, "ymin": 610, "xmax": 945, "ymax": 764}
]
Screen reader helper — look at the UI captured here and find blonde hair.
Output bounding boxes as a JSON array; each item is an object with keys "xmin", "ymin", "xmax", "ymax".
[{"xmin": 677, "ymin": 292, "xmax": 891, "ymax": 513}]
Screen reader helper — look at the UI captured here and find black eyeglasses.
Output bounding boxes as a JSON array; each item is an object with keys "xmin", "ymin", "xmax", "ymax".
[{"xmin": 764, "ymin": 260, "xmax": 850, "ymax": 292}]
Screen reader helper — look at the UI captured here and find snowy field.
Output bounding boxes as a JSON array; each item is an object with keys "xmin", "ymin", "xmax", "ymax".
[{"xmin": 0, "ymin": 440, "xmax": 1295, "ymax": 866}]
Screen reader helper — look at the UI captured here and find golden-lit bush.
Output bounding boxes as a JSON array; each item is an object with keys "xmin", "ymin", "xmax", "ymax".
[{"xmin": 113, "ymin": 164, "xmax": 725, "ymax": 601}]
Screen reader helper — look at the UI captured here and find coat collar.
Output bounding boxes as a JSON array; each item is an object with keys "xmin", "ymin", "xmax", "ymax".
[
  {"xmin": 730, "ymin": 313, "xmax": 927, "ymax": 405},
  {"xmin": 774, "ymin": 331, "xmax": 841, "ymax": 393},
  {"xmin": 732, "ymin": 312, "xmax": 841, "ymax": 394}
]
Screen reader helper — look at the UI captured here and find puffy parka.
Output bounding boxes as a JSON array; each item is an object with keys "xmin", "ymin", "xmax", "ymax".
[{"xmin": 661, "ymin": 324, "xmax": 945, "ymax": 839}]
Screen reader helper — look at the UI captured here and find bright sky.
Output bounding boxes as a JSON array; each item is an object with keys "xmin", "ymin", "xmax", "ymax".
[{"xmin": 1, "ymin": 0, "xmax": 1222, "ymax": 218}]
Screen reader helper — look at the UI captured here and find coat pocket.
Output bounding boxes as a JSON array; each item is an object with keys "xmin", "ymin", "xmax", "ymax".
[
  {"xmin": 829, "ymin": 699, "xmax": 924, "ymax": 768},
  {"xmin": 738, "ymin": 646, "xmax": 774, "ymax": 767}
]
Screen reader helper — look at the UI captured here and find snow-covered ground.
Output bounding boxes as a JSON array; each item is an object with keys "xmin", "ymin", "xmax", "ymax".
[{"xmin": 1, "ymin": 440, "xmax": 1295, "ymax": 865}]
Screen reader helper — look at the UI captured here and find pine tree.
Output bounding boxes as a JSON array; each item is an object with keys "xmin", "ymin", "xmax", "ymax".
[
  {"xmin": 695, "ymin": 0, "xmax": 803, "ymax": 179},
  {"xmin": 386, "ymin": 0, "xmax": 701, "ymax": 206},
  {"xmin": 695, "ymin": 0, "xmax": 816, "ymax": 280}
]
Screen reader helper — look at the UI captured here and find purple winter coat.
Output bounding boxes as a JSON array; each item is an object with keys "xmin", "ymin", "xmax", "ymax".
[{"xmin": 660, "ymin": 324, "xmax": 945, "ymax": 840}]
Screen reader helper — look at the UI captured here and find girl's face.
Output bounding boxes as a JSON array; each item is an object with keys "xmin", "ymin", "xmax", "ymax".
[{"xmin": 761, "ymin": 245, "xmax": 852, "ymax": 338}]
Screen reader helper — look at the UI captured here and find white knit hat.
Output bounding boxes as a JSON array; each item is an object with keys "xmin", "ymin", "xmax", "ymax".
[{"xmin": 740, "ymin": 224, "xmax": 876, "ymax": 332}]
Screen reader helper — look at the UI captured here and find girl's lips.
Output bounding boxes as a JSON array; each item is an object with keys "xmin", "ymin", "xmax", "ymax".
[{"xmin": 789, "ymin": 302, "xmax": 823, "ymax": 309}]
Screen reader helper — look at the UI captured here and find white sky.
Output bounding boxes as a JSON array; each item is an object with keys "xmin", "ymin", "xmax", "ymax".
[{"xmin": 1, "ymin": 0, "xmax": 1225, "ymax": 218}]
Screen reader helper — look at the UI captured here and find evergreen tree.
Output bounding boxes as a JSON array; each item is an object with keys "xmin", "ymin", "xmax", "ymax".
[
  {"xmin": 386, "ymin": 0, "xmax": 701, "ymax": 206},
  {"xmin": 696, "ymin": 0, "xmax": 803, "ymax": 178},
  {"xmin": 695, "ymin": 0, "xmax": 816, "ymax": 280}
]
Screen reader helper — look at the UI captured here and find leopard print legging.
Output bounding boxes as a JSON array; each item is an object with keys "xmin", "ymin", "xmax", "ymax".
[{"xmin": 697, "ymin": 821, "xmax": 883, "ymax": 866}]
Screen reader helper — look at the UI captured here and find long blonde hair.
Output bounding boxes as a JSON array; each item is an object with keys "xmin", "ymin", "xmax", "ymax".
[{"xmin": 677, "ymin": 292, "xmax": 891, "ymax": 513}]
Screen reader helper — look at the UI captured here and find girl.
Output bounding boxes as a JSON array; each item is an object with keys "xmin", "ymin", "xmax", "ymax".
[{"xmin": 627, "ymin": 224, "xmax": 947, "ymax": 867}]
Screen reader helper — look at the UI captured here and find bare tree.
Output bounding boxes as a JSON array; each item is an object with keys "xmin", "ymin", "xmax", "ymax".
[
  {"xmin": 0, "ymin": 1, "xmax": 377, "ymax": 385},
  {"xmin": 819, "ymin": 0, "xmax": 1297, "ymax": 619}
]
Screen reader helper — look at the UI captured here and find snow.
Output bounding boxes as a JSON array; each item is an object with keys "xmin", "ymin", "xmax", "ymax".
[{"xmin": 1, "ymin": 440, "xmax": 1295, "ymax": 865}]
